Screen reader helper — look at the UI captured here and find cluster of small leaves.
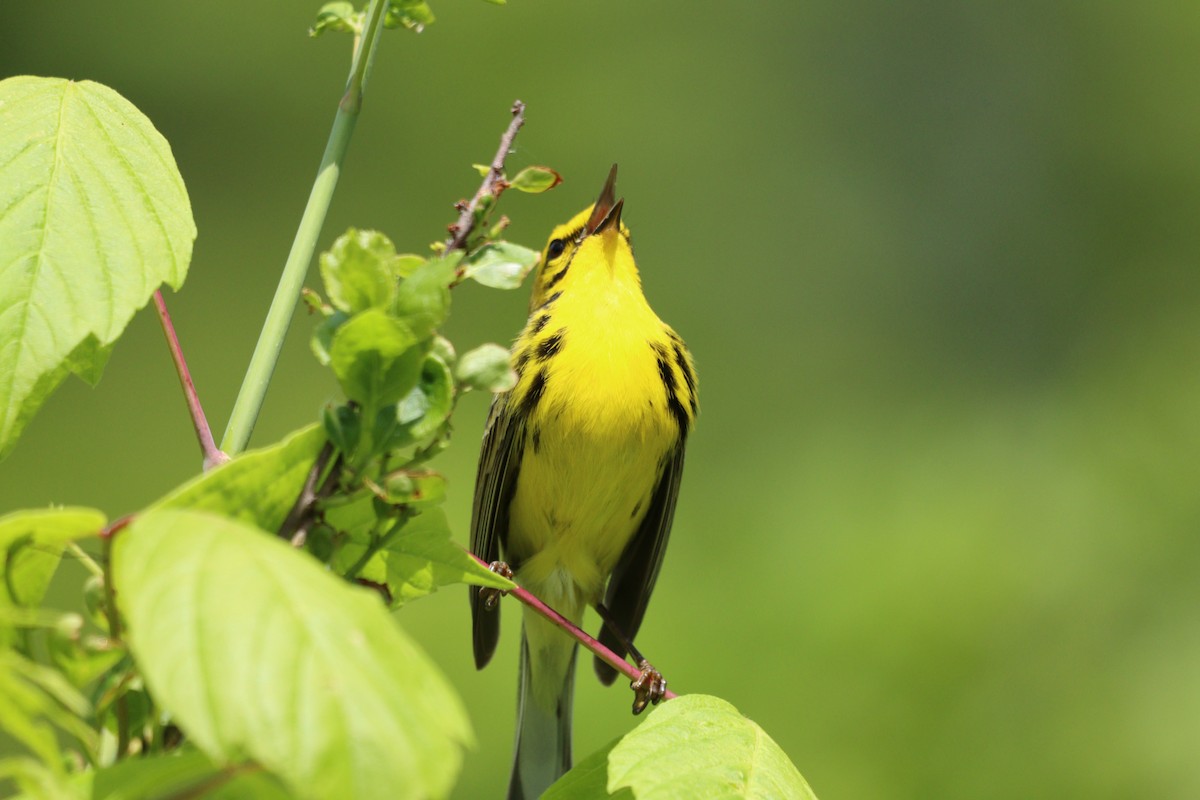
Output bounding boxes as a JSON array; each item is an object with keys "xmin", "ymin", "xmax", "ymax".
[
  {"xmin": 312, "ymin": 0, "xmax": 432, "ymax": 36},
  {"xmin": 311, "ymin": 0, "xmax": 506, "ymax": 38},
  {"xmin": 297, "ymin": 220, "xmax": 538, "ymax": 604}
]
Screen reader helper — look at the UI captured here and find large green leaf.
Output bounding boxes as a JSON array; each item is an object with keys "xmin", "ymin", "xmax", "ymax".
[
  {"xmin": 112, "ymin": 508, "xmax": 472, "ymax": 800},
  {"xmin": 0, "ymin": 77, "xmax": 196, "ymax": 460},
  {"xmin": 89, "ymin": 748, "xmax": 292, "ymax": 799},
  {"xmin": 546, "ymin": 695, "xmax": 816, "ymax": 800},
  {"xmin": 153, "ymin": 424, "xmax": 324, "ymax": 532}
]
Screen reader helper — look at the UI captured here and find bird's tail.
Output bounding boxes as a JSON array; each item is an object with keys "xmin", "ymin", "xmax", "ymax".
[{"xmin": 508, "ymin": 618, "xmax": 577, "ymax": 800}]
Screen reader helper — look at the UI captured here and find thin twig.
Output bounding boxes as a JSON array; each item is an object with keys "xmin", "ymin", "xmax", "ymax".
[
  {"xmin": 444, "ymin": 100, "xmax": 526, "ymax": 253},
  {"xmin": 153, "ymin": 290, "xmax": 228, "ymax": 470},
  {"xmin": 467, "ymin": 551, "xmax": 678, "ymax": 700},
  {"xmin": 343, "ymin": 514, "xmax": 409, "ymax": 580},
  {"xmin": 276, "ymin": 440, "xmax": 339, "ymax": 544},
  {"xmin": 100, "ymin": 533, "xmax": 130, "ymax": 756}
]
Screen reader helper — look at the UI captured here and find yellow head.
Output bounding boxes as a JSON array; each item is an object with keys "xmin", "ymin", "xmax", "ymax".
[{"xmin": 528, "ymin": 164, "xmax": 640, "ymax": 311}]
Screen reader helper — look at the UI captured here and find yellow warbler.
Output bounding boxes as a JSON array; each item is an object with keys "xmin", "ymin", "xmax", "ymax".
[{"xmin": 469, "ymin": 166, "xmax": 697, "ymax": 798}]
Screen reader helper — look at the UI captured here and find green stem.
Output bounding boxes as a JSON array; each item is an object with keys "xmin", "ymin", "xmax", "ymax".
[
  {"xmin": 343, "ymin": 514, "xmax": 409, "ymax": 580},
  {"xmin": 67, "ymin": 542, "xmax": 104, "ymax": 579},
  {"xmin": 221, "ymin": 0, "xmax": 390, "ymax": 455},
  {"xmin": 100, "ymin": 534, "xmax": 130, "ymax": 757}
]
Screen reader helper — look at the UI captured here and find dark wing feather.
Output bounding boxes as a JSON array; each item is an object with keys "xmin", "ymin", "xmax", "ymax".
[
  {"xmin": 469, "ymin": 393, "xmax": 526, "ymax": 670},
  {"xmin": 594, "ymin": 441, "xmax": 687, "ymax": 684}
]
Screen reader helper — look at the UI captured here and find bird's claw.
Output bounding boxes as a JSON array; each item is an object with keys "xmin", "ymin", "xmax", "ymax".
[
  {"xmin": 479, "ymin": 561, "xmax": 514, "ymax": 611},
  {"xmin": 630, "ymin": 660, "xmax": 667, "ymax": 715}
]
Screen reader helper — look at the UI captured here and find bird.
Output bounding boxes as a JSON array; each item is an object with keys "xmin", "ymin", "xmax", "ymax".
[{"xmin": 469, "ymin": 165, "xmax": 697, "ymax": 799}]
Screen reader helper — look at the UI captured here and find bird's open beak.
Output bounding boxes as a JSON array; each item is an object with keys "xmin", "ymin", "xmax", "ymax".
[{"xmin": 585, "ymin": 163, "xmax": 624, "ymax": 235}]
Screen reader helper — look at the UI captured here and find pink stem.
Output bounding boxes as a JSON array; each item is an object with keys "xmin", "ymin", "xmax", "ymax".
[
  {"xmin": 153, "ymin": 290, "xmax": 228, "ymax": 470},
  {"xmin": 468, "ymin": 551, "xmax": 678, "ymax": 701}
]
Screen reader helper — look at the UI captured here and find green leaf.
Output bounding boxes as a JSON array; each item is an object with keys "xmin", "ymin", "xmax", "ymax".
[
  {"xmin": 509, "ymin": 166, "xmax": 562, "ymax": 193},
  {"xmin": 470, "ymin": 163, "xmax": 491, "ymax": 176},
  {"xmin": 45, "ymin": 623, "xmax": 123, "ymax": 695},
  {"xmin": 455, "ymin": 343, "xmax": 516, "ymax": 392},
  {"xmin": 0, "ymin": 756, "xmax": 78, "ymax": 800},
  {"xmin": 381, "ymin": 469, "xmax": 446, "ymax": 507},
  {"xmin": 392, "ymin": 253, "xmax": 458, "ymax": 339},
  {"xmin": 153, "ymin": 425, "xmax": 325, "ymax": 533},
  {"xmin": 311, "ymin": 309, "xmax": 349, "ymax": 367},
  {"xmin": 431, "ymin": 334, "xmax": 457, "ymax": 366},
  {"xmin": 310, "ymin": 1, "xmax": 359, "ymax": 36},
  {"xmin": 0, "ymin": 508, "xmax": 106, "ymax": 606},
  {"xmin": 0, "ymin": 507, "xmax": 106, "ymax": 648},
  {"xmin": 0, "ymin": 77, "xmax": 195, "ymax": 461},
  {"xmin": 337, "ymin": 507, "xmax": 514, "ymax": 607},
  {"xmin": 395, "ymin": 351, "xmax": 454, "ymax": 442},
  {"xmin": 385, "ymin": 0, "xmax": 435, "ymax": 31},
  {"xmin": 547, "ymin": 695, "xmax": 817, "ymax": 800},
  {"xmin": 330, "ymin": 309, "xmax": 423, "ymax": 411},
  {"xmin": 0, "ymin": 650, "xmax": 96, "ymax": 769},
  {"xmin": 112, "ymin": 508, "xmax": 473, "ymax": 800},
  {"xmin": 91, "ymin": 748, "xmax": 292, "ymax": 800},
  {"xmin": 383, "ymin": 507, "xmax": 515, "ymax": 604},
  {"xmin": 319, "ymin": 229, "xmax": 398, "ymax": 314},
  {"xmin": 322, "ymin": 402, "xmax": 362, "ymax": 456},
  {"xmin": 394, "ymin": 253, "xmax": 426, "ymax": 279},
  {"xmin": 462, "ymin": 241, "xmax": 539, "ymax": 289}
]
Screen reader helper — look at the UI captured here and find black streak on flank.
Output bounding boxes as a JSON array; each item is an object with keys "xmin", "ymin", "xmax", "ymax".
[
  {"xmin": 514, "ymin": 349, "xmax": 530, "ymax": 375},
  {"xmin": 531, "ymin": 426, "xmax": 542, "ymax": 453},
  {"xmin": 522, "ymin": 370, "xmax": 547, "ymax": 415},
  {"xmin": 537, "ymin": 329, "xmax": 565, "ymax": 361},
  {"xmin": 672, "ymin": 342, "xmax": 698, "ymax": 413},
  {"xmin": 530, "ymin": 314, "xmax": 551, "ymax": 335},
  {"xmin": 654, "ymin": 344, "xmax": 690, "ymax": 433}
]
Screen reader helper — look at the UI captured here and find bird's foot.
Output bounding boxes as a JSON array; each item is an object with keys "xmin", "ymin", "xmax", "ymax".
[
  {"xmin": 478, "ymin": 561, "xmax": 514, "ymax": 611},
  {"xmin": 630, "ymin": 660, "xmax": 667, "ymax": 715}
]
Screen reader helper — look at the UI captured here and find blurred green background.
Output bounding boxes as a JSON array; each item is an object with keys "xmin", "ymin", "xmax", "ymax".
[{"xmin": 3, "ymin": 2, "xmax": 1199, "ymax": 797}]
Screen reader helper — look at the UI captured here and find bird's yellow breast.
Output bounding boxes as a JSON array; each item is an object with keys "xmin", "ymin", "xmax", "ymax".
[{"xmin": 504, "ymin": 270, "xmax": 686, "ymax": 611}]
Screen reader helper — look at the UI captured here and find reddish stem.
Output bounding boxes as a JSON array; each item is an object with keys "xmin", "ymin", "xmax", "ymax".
[
  {"xmin": 153, "ymin": 290, "xmax": 228, "ymax": 470},
  {"xmin": 468, "ymin": 552, "xmax": 678, "ymax": 701}
]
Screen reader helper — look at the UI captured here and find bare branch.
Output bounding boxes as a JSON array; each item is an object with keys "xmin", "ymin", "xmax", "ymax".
[
  {"xmin": 444, "ymin": 100, "xmax": 526, "ymax": 253},
  {"xmin": 153, "ymin": 290, "xmax": 228, "ymax": 470},
  {"xmin": 467, "ymin": 551, "xmax": 679, "ymax": 701}
]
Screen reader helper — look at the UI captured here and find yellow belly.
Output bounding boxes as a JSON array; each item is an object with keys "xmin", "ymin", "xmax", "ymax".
[{"xmin": 506, "ymin": 323, "xmax": 676, "ymax": 616}]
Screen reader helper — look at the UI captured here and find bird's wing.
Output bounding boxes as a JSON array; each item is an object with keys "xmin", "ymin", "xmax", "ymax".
[
  {"xmin": 594, "ymin": 441, "xmax": 687, "ymax": 684},
  {"xmin": 469, "ymin": 392, "xmax": 526, "ymax": 670}
]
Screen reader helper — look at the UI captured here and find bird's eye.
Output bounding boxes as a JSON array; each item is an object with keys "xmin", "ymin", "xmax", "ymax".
[{"xmin": 546, "ymin": 238, "xmax": 566, "ymax": 260}]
